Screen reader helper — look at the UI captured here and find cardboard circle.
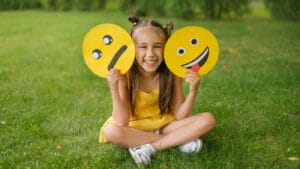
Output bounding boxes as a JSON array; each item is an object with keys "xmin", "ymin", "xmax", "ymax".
[
  {"xmin": 82, "ymin": 23, "xmax": 135, "ymax": 78},
  {"xmin": 164, "ymin": 26, "xmax": 219, "ymax": 77}
]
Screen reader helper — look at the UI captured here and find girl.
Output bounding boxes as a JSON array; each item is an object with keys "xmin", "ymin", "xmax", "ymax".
[{"xmin": 99, "ymin": 15, "xmax": 216, "ymax": 166}]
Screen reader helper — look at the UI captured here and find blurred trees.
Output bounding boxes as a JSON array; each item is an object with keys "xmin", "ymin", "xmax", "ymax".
[
  {"xmin": 120, "ymin": 0, "xmax": 250, "ymax": 19},
  {"xmin": 0, "ymin": 0, "xmax": 41, "ymax": 10},
  {"xmin": 0, "ymin": 0, "xmax": 106, "ymax": 11},
  {"xmin": 0, "ymin": 0, "xmax": 298, "ymax": 20},
  {"xmin": 202, "ymin": 0, "xmax": 250, "ymax": 19},
  {"xmin": 265, "ymin": 0, "xmax": 299, "ymax": 20}
]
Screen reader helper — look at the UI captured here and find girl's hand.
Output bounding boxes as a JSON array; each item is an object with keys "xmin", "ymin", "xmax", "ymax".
[
  {"xmin": 107, "ymin": 68, "xmax": 125, "ymax": 93},
  {"xmin": 185, "ymin": 70, "xmax": 201, "ymax": 95}
]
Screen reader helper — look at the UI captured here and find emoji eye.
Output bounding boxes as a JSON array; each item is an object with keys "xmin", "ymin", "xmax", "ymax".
[
  {"xmin": 190, "ymin": 38, "xmax": 198, "ymax": 45},
  {"xmin": 177, "ymin": 47, "xmax": 185, "ymax": 56},
  {"xmin": 102, "ymin": 35, "xmax": 113, "ymax": 45},
  {"xmin": 92, "ymin": 49, "xmax": 102, "ymax": 59}
]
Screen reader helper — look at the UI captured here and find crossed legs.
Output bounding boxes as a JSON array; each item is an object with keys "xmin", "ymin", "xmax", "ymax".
[{"xmin": 102, "ymin": 112, "xmax": 216, "ymax": 150}]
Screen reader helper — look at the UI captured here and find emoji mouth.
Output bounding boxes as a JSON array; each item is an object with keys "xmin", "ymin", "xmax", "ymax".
[
  {"xmin": 108, "ymin": 45, "xmax": 127, "ymax": 70},
  {"xmin": 181, "ymin": 47, "xmax": 209, "ymax": 70}
]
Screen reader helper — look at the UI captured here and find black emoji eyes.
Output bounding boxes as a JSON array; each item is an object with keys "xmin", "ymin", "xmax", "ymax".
[
  {"xmin": 176, "ymin": 38, "xmax": 199, "ymax": 56},
  {"xmin": 190, "ymin": 38, "xmax": 198, "ymax": 45},
  {"xmin": 177, "ymin": 47, "xmax": 186, "ymax": 56},
  {"xmin": 92, "ymin": 49, "xmax": 102, "ymax": 59},
  {"xmin": 92, "ymin": 35, "xmax": 113, "ymax": 59},
  {"xmin": 103, "ymin": 35, "xmax": 113, "ymax": 45}
]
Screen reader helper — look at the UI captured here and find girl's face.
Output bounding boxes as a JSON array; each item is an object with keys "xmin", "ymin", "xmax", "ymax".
[{"xmin": 132, "ymin": 26, "xmax": 166, "ymax": 74}]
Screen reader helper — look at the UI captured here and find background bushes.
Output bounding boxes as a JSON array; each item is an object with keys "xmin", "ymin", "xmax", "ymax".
[
  {"xmin": 0, "ymin": 0, "xmax": 106, "ymax": 11},
  {"xmin": 0, "ymin": 0, "xmax": 42, "ymax": 10},
  {"xmin": 202, "ymin": 0, "xmax": 250, "ymax": 19},
  {"xmin": 0, "ymin": 0, "xmax": 298, "ymax": 20},
  {"xmin": 265, "ymin": 0, "xmax": 299, "ymax": 20}
]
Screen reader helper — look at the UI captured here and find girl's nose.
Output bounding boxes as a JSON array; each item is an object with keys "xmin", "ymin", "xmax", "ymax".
[{"xmin": 146, "ymin": 47, "xmax": 154, "ymax": 57}]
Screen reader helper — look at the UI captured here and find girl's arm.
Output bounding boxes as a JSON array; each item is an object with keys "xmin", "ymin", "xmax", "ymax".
[
  {"xmin": 173, "ymin": 70, "xmax": 200, "ymax": 120},
  {"xmin": 107, "ymin": 69, "xmax": 130, "ymax": 125}
]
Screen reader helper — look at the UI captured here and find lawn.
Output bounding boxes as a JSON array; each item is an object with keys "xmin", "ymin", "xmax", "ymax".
[{"xmin": 0, "ymin": 11, "xmax": 299, "ymax": 169}]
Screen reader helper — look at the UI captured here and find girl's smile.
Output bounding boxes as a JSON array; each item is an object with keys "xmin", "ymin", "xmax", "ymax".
[{"xmin": 144, "ymin": 59, "xmax": 158, "ymax": 67}]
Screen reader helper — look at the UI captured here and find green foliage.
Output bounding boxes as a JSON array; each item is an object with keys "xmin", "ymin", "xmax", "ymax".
[
  {"xmin": 5, "ymin": 0, "xmax": 299, "ymax": 21},
  {"xmin": 119, "ymin": 0, "xmax": 250, "ymax": 19},
  {"xmin": 202, "ymin": 0, "xmax": 250, "ymax": 19},
  {"xmin": 0, "ymin": 0, "xmax": 106, "ymax": 11},
  {"xmin": 124, "ymin": 0, "xmax": 197, "ymax": 18},
  {"xmin": 0, "ymin": 0, "xmax": 42, "ymax": 10},
  {"xmin": 0, "ymin": 0, "xmax": 251, "ymax": 19},
  {"xmin": 164, "ymin": 0, "xmax": 196, "ymax": 19},
  {"xmin": 265, "ymin": 0, "xmax": 300, "ymax": 20},
  {"xmin": 47, "ymin": 0, "xmax": 106, "ymax": 11},
  {"xmin": 121, "ymin": 0, "xmax": 166, "ymax": 16}
]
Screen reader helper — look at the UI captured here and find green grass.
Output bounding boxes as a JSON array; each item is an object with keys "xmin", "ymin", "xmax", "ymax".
[{"xmin": 0, "ymin": 11, "xmax": 299, "ymax": 169}]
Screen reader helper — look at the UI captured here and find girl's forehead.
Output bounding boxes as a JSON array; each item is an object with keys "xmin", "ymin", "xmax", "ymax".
[{"xmin": 132, "ymin": 26, "xmax": 166, "ymax": 42}]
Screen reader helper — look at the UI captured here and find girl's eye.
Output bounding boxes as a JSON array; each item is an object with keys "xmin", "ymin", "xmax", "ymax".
[
  {"xmin": 177, "ymin": 47, "xmax": 185, "ymax": 56},
  {"xmin": 92, "ymin": 49, "xmax": 102, "ymax": 59},
  {"xmin": 102, "ymin": 35, "xmax": 113, "ymax": 45},
  {"xmin": 190, "ymin": 38, "xmax": 198, "ymax": 45}
]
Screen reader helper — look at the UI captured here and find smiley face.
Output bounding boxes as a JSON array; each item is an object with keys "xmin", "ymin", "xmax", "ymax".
[
  {"xmin": 82, "ymin": 23, "xmax": 135, "ymax": 78},
  {"xmin": 164, "ymin": 26, "xmax": 219, "ymax": 77}
]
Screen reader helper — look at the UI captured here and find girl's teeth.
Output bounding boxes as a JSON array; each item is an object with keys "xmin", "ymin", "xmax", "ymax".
[{"xmin": 145, "ymin": 60, "xmax": 156, "ymax": 64}]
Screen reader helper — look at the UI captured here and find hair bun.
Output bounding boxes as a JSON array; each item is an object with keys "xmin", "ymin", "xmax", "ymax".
[
  {"xmin": 165, "ymin": 21, "xmax": 174, "ymax": 31},
  {"xmin": 128, "ymin": 15, "xmax": 139, "ymax": 24}
]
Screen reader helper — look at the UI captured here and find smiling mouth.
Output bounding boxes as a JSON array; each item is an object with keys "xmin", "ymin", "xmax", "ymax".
[
  {"xmin": 108, "ymin": 45, "xmax": 127, "ymax": 70},
  {"xmin": 181, "ymin": 47, "xmax": 209, "ymax": 69}
]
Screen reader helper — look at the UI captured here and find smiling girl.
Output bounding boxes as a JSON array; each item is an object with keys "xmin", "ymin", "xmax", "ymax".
[{"xmin": 99, "ymin": 15, "xmax": 216, "ymax": 166}]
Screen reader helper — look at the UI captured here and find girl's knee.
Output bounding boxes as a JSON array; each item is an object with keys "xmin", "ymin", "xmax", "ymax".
[
  {"xmin": 198, "ymin": 112, "xmax": 216, "ymax": 128},
  {"xmin": 103, "ymin": 123, "xmax": 123, "ymax": 142}
]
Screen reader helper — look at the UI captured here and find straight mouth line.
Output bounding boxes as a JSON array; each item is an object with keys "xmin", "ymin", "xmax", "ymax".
[{"xmin": 108, "ymin": 45, "xmax": 127, "ymax": 70}]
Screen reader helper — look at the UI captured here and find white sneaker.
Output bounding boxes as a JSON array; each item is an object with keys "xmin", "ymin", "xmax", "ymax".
[
  {"xmin": 178, "ymin": 139, "xmax": 203, "ymax": 153},
  {"xmin": 129, "ymin": 143, "xmax": 155, "ymax": 165}
]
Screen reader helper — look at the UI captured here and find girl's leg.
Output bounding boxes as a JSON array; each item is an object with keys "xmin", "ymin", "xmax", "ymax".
[
  {"xmin": 103, "ymin": 112, "xmax": 215, "ymax": 150},
  {"xmin": 102, "ymin": 124, "xmax": 163, "ymax": 148},
  {"xmin": 151, "ymin": 112, "xmax": 215, "ymax": 151}
]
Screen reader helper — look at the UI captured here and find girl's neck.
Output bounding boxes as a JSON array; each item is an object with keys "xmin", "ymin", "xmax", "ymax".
[
  {"xmin": 140, "ymin": 71, "xmax": 158, "ymax": 80},
  {"xmin": 138, "ymin": 65, "xmax": 159, "ymax": 79},
  {"xmin": 138, "ymin": 70, "xmax": 159, "ymax": 93}
]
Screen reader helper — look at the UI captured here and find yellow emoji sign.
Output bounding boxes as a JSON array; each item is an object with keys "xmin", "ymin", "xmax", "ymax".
[
  {"xmin": 82, "ymin": 23, "xmax": 135, "ymax": 78},
  {"xmin": 164, "ymin": 26, "xmax": 219, "ymax": 77}
]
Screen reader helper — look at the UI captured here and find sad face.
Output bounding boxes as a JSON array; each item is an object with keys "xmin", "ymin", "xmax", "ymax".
[
  {"xmin": 164, "ymin": 26, "xmax": 219, "ymax": 77},
  {"xmin": 82, "ymin": 23, "xmax": 135, "ymax": 78}
]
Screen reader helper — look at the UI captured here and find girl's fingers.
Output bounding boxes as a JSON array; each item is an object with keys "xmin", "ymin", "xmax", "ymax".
[{"xmin": 185, "ymin": 70, "xmax": 200, "ymax": 81}]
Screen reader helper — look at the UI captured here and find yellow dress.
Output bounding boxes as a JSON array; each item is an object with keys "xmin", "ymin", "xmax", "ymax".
[{"xmin": 99, "ymin": 87, "xmax": 175, "ymax": 143}]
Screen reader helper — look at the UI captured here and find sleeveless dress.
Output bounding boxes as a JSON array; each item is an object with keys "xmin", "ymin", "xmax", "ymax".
[{"xmin": 99, "ymin": 87, "xmax": 175, "ymax": 143}]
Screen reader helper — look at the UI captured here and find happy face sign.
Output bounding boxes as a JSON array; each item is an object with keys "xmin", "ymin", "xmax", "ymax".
[{"xmin": 164, "ymin": 26, "xmax": 219, "ymax": 77}]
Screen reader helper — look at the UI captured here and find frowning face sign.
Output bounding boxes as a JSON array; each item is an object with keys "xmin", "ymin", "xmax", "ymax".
[
  {"xmin": 82, "ymin": 23, "xmax": 135, "ymax": 78},
  {"xmin": 164, "ymin": 26, "xmax": 219, "ymax": 77}
]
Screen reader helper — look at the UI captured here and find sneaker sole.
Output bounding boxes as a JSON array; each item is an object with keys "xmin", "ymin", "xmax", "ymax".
[{"xmin": 196, "ymin": 139, "xmax": 203, "ymax": 152}]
